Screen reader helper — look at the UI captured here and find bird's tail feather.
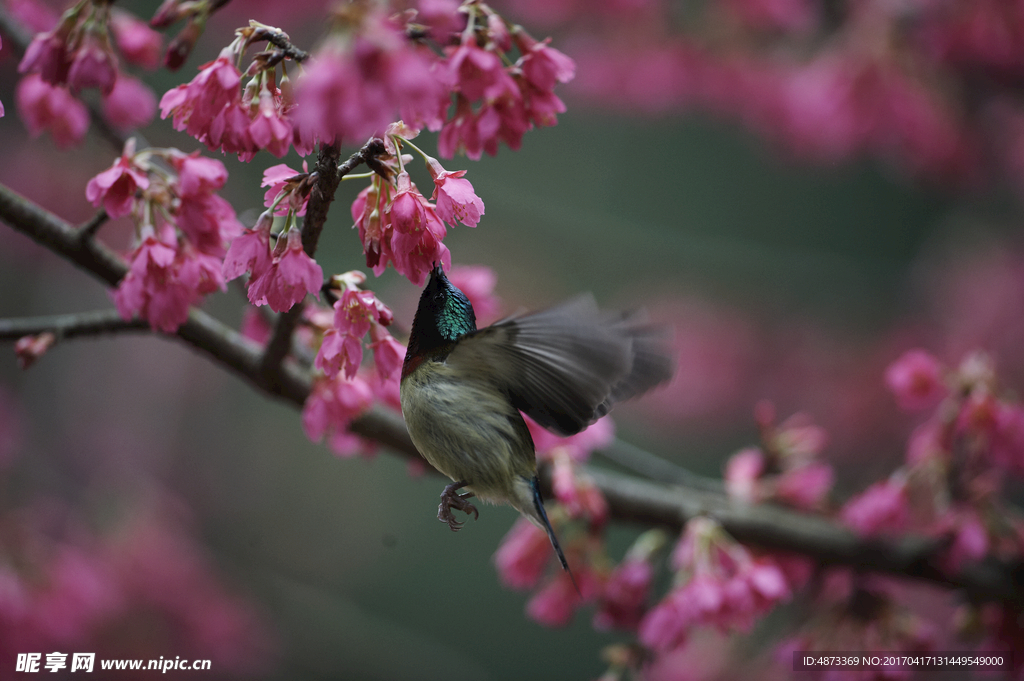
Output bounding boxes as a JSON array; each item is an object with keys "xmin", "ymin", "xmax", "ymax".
[{"xmin": 530, "ymin": 475, "xmax": 580, "ymax": 595}]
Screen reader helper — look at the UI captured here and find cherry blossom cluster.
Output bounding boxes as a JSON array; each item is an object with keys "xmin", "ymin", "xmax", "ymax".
[
  {"xmin": 159, "ymin": 21, "xmax": 315, "ymax": 162},
  {"xmin": 490, "ymin": 339, "xmax": 1024, "ymax": 679},
  {"xmin": 85, "ymin": 141, "xmax": 243, "ymax": 332},
  {"xmin": 639, "ymin": 518, "xmax": 795, "ymax": 652},
  {"xmin": 724, "ymin": 402, "xmax": 834, "ymax": 511},
  {"xmin": 435, "ymin": 1, "xmax": 576, "ymax": 159},
  {"xmin": 351, "ymin": 124, "xmax": 485, "ymax": 286},
  {"xmin": 15, "ymin": 0, "xmax": 161, "ymax": 146},
  {"xmin": 840, "ymin": 350, "xmax": 1024, "ymax": 573},
  {"xmin": 315, "ymin": 274, "xmax": 402, "ymax": 380},
  {"xmin": 157, "ymin": 0, "xmax": 574, "ymax": 163}
]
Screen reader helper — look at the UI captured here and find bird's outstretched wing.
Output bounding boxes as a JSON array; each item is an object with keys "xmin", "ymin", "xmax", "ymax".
[{"xmin": 447, "ymin": 295, "xmax": 675, "ymax": 436}]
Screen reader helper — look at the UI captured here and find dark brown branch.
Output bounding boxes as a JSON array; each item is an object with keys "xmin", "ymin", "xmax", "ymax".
[
  {"xmin": 0, "ymin": 310, "xmax": 148, "ymax": 340},
  {"xmin": 251, "ymin": 25, "xmax": 311, "ymax": 62},
  {"xmin": 77, "ymin": 209, "xmax": 109, "ymax": 243},
  {"xmin": 259, "ymin": 139, "xmax": 388, "ymax": 379},
  {"xmin": 0, "ymin": 180, "xmax": 1021, "ymax": 604}
]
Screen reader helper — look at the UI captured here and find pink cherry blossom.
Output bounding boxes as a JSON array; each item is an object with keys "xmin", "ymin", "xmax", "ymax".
[
  {"xmin": 291, "ymin": 13, "xmax": 445, "ymax": 146},
  {"xmin": 262, "ymin": 163, "xmax": 310, "ymax": 216},
  {"xmin": 386, "ymin": 176, "xmax": 451, "ymax": 286},
  {"xmin": 66, "ymin": 31, "xmax": 118, "ymax": 96},
  {"xmin": 101, "ymin": 75, "xmax": 157, "ymax": 131},
  {"xmin": 724, "ymin": 447, "xmax": 765, "ymax": 504},
  {"xmin": 85, "ymin": 151, "xmax": 149, "ymax": 219},
  {"xmin": 640, "ymin": 518, "xmax": 792, "ymax": 651},
  {"xmin": 248, "ymin": 89, "xmax": 292, "ymax": 158},
  {"xmin": 775, "ymin": 462, "xmax": 833, "ymax": 510},
  {"xmin": 315, "ymin": 288, "xmax": 394, "ymax": 379},
  {"xmin": 222, "ymin": 216, "xmax": 273, "ymax": 283},
  {"xmin": 110, "ymin": 10, "xmax": 163, "ymax": 69},
  {"xmin": 113, "ymin": 225, "xmax": 225, "ymax": 333},
  {"xmin": 840, "ymin": 477, "xmax": 910, "ymax": 537},
  {"xmin": 19, "ymin": 29, "xmax": 70, "ymax": 86},
  {"xmin": 302, "ymin": 374, "xmax": 374, "ymax": 456},
  {"xmin": 247, "ymin": 228, "xmax": 322, "ymax": 313},
  {"xmin": 447, "ymin": 41, "xmax": 520, "ymax": 104},
  {"xmin": 594, "ymin": 557, "xmax": 655, "ymax": 631},
  {"xmin": 526, "ymin": 571, "xmax": 583, "ymax": 627},
  {"xmin": 513, "ymin": 32, "xmax": 577, "ymax": 93},
  {"xmin": 494, "ymin": 517, "xmax": 552, "ymax": 590},
  {"xmin": 885, "ymin": 349, "xmax": 948, "ymax": 411},
  {"xmin": 368, "ymin": 324, "xmax": 405, "ymax": 380},
  {"xmin": 16, "ymin": 74, "xmax": 89, "ymax": 148},
  {"xmin": 352, "ymin": 183, "xmax": 396, "ymax": 276},
  {"xmin": 427, "ymin": 158, "xmax": 485, "ymax": 227},
  {"xmin": 551, "ymin": 452, "xmax": 608, "ymax": 523}
]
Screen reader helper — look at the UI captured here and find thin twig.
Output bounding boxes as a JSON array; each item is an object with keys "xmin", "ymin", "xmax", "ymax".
[{"xmin": 0, "ymin": 310, "xmax": 148, "ymax": 340}]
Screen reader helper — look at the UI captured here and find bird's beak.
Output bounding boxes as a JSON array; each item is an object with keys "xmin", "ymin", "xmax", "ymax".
[{"xmin": 431, "ymin": 262, "xmax": 445, "ymax": 280}]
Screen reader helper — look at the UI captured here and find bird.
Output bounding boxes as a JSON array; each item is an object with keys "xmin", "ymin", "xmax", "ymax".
[{"xmin": 399, "ymin": 263, "xmax": 674, "ymax": 575}]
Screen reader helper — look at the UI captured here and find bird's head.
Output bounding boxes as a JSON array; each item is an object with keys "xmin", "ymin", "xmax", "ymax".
[{"xmin": 403, "ymin": 264, "xmax": 478, "ymax": 373}]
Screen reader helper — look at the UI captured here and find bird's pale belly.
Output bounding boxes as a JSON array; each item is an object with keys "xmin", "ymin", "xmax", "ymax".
[{"xmin": 400, "ymin": 360, "xmax": 536, "ymax": 503}]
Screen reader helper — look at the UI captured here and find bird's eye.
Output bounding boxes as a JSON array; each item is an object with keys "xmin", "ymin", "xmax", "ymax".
[{"xmin": 433, "ymin": 293, "xmax": 443, "ymax": 302}]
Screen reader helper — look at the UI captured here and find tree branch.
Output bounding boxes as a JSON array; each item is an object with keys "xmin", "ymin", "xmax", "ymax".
[
  {"xmin": 0, "ymin": 181, "xmax": 1020, "ymax": 604},
  {"xmin": 0, "ymin": 310, "xmax": 148, "ymax": 340}
]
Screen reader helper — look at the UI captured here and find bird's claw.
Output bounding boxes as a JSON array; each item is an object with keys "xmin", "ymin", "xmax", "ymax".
[{"xmin": 438, "ymin": 481, "xmax": 478, "ymax": 532}]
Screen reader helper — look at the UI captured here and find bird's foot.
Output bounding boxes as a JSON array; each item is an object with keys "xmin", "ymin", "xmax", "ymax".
[{"xmin": 438, "ymin": 481, "xmax": 479, "ymax": 532}]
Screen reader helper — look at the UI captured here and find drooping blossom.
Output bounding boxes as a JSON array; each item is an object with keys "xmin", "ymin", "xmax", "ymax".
[
  {"xmin": 16, "ymin": 74, "xmax": 89, "ymax": 148},
  {"xmin": 246, "ymin": 227, "xmax": 323, "ymax": 313},
  {"xmin": 435, "ymin": 14, "xmax": 576, "ymax": 159},
  {"xmin": 101, "ymin": 74, "xmax": 157, "ymax": 131},
  {"xmin": 315, "ymin": 284, "xmax": 394, "ymax": 379},
  {"xmin": 66, "ymin": 28, "xmax": 118, "ymax": 96},
  {"xmin": 368, "ymin": 323, "xmax": 405, "ymax": 380},
  {"xmin": 551, "ymin": 451, "xmax": 608, "ymax": 524},
  {"xmin": 113, "ymin": 224, "xmax": 225, "ymax": 333},
  {"xmin": 385, "ymin": 173, "xmax": 452, "ymax": 286},
  {"xmin": 885, "ymin": 349, "xmax": 948, "ymax": 412},
  {"xmin": 291, "ymin": 10, "xmax": 445, "ymax": 146},
  {"xmin": 840, "ymin": 476, "xmax": 911, "ymax": 537},
  {"xmin": 109, "ymin": 10, "xmax": 163, "ymax": 69},
  {"xmin": 594, "ymin": 529, "xmax": 667, "ymax": 632},
  {"xmin": 427, "ymin": 157, "xmax": 485, "ymax": 227},
  {"xmin": 494, "ymin": 517, "xmax": 553, "ymax": 590},
  {"xmin": 85, "ymin": 145, "xmax": 150, "ymax": 219},
  {"xmin": 159, "ymin": 47, "xmax": 258, "ymax": 158},
  {"xmin": 525, "ymin": 571, "xmax": 583, "ymax": 628},
  {"xmin": 222, "ymin": 213, "xmax": 273, "ymax": 284},
  {"xmin": 638, "ymin": 518, "xmax": 791, "ymax": 652},
  {"xmin": 302, "ymin": 373, "xmax": 375, "ymax": 457},
  {"xmin": 168, "ymin": 152, "xmax": 242, "ymax": 256}
]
